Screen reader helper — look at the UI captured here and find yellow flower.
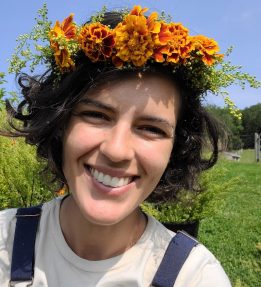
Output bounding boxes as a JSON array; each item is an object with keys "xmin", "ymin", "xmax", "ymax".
[
  {"xmin": 78, "ymin": 23, "xmax": 115, "ymax": 62},
  {"xmin": 56, "ymin": 185, "xmax": 67, "ymax": 196},
  {"xmin": 114, "ymin": 6, "xmax": 157, "ymax": 67},
  {"xmin": 129, "ymin": 5, "xmax": 148, "ymax": 16},
  {"xmin": 192, "ymin": 35, "xmax": 223, "ymax": 65},
  {"xmin": 49, "ymin": 14, "xmax": 77, "ymax": 71}
]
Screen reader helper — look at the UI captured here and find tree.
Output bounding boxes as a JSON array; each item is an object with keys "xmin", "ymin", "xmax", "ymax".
[
  {"xmin": 241, "ymin": 104, "xmax": 261, "ymax": 148},
  {"xmin": 206, "ymin": 105, "xmax": 243, "ymax": 150},
  {"xmin": 0, "ymin": 72, "xmax": 6, "ymax": 109}
]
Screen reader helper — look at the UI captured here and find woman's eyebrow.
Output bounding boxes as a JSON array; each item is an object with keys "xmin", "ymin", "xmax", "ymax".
[
  {"xmin": 138, "ymin": 116, "xmax": 175, "ymax": 129},
  {"xmin": 79, "ymin": 99, "xmax": 174, "ymax": 129},
  {"xmin": 79, "ymin": 98, "xmax": 116, "ymax": 113}
]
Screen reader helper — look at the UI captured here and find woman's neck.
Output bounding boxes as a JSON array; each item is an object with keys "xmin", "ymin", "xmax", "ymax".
[{"xmin": 59, "ymin": 195, "xmax": 147, "ymax": 260}]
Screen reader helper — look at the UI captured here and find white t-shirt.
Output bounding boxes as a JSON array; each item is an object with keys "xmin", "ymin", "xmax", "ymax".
[{"xmin": 0, "ymin": 197, "xmax": 231, "ymax": 287}]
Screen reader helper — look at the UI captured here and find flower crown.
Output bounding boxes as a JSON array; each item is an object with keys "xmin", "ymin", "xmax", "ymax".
[
  {"xmin": 49, "ymin": 5, "xmax": 223, "ymax": 73},
  {"xmin": 7, "ymin": 4, "xmax": 261, "ymax": 119}
]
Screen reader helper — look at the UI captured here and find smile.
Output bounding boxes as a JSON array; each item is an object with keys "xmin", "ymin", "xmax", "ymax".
[{"xmin": 89, "ymin": 167, "xmax": 133, "ymax": 188}]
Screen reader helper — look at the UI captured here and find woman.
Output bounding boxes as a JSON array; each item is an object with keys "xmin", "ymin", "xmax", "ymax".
[{"xmin": 0, "ymin": 5, "xmax": 231, "ymax": 286}]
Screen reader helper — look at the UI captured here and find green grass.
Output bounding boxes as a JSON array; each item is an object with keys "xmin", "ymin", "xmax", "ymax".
[
  {"xmin": 220, "ymin": 149, "xmax": 257, "ymax": 164},
  {"xmin": 198, "ymin": 154, "xmax": 261, "ymax": 287},
  {"xmin": 239, "ymin": 149, "xmax": 258, "ymax": 164}
]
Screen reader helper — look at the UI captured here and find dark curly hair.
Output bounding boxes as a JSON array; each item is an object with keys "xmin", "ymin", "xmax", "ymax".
[{"xmin": 3, "ymin": 11, "xmax": 225, "ymax": 202}]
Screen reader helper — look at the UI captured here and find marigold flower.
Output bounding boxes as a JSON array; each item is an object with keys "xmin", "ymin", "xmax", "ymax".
[
  {"xmin": 49, "ymin": 14, "xmax": 77, "ymax": 71},
  {"xmin": 153, "ymin": 23, "xmax": 192, "ymax": 64},
  {"xmin": 78, "ymin": 23, "xmax": 115, "ymax": 62},
  {"xmin": 114, "ymin": 7, "xmax": 158, "ymax": 67},
  {"xmin": 147, "ymin": 12, "xmax": 161, "ymax": 32},
  {"xmin": 112, "ymin": 55, "xmax": 124, "ymax": 68},
  {"xmin": 192, "ymin": 35, "xmax": 223, "ymax": 65},
  {"xmin": 154, "ymin": 22, "xmax": 172, "ymax": 46},
  {"xmin": 130, "ymin": 5, "xmax": 148, "ymax": 16},
  {"xmin": 52, "ymin": 46, "xmax": 75, "ymax": 71},
  {"xmin": 56, "ymin": 186, "xmax": 67, "ymax": 196}
]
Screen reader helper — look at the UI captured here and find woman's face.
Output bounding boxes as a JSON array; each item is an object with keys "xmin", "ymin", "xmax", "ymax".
[{"xmin": 62, "ymin": 73, "xmax": 180, "ymax": 225}]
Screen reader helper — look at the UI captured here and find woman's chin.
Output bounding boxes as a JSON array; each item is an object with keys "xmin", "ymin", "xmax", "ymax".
[
  {"xmin": 75, "ymin": 199, "xmax": 131, "ymax": 227},
  {"xmin": 82, "ymin": 210, "xmax": 130, "ymax": 227}
]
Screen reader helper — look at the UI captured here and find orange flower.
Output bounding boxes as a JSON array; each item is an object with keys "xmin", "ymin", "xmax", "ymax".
[
  {"xmin": 192, "ymin": 35, "xmax": 223, "ymax": 65},
  {"xmin": 52, "ymin": 47, "xmax": 75, "ymax": 71},
  {"xmin": 49, "ymin": 14, "xmax": 77, "ymax": 71},
  {"xmin": 112, "ymin": 55, "xmax": 124, "ymax": 68},
  {"xmin": 153, "ymin": 23, "xmax": 193, "ymax": 64},
  {"xmin": 147, "ymin": 12, "xmax": 161, "ymax": 34},
  {"xmin": 78, "ymin": 23, "xmax": 115, "ymax": 62},
  {"xmin": 57, "ymin": 13, "xmax": 77, "ymax": 40},
  {"xmin": 114, "ymin": 6, "xmax": 157, "ymax": 67},
  {"xmin": 154, "ymin": 22, "xmax": 172, "ymax": 46},
  {"xmin": 130, "ymin": 5, "xmax": 148, "ymax": 16},
  {"xmin": 152, "ymin": 22, "xmax": 172, "ymax": 62},
  {"xmin": 56, "ymin": 185, "xmax": 67, "ymax": 196}
]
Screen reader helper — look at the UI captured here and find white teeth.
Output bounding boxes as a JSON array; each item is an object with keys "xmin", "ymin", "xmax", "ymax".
[
  {"xmin": 111, "ymin": 177, "xmax": 120, "ymax": 187},
  {"xmin": 94, "ymin": 169, "xmax": 99, "ymax": 179},
  {"xmin": 98, "ymin": 172, "xmax": 104, "ymax": 182},
  {"xmin": 103, "ymin": 175, "xmax": 111, "ymax": 186},
  {"xmin": 89, "ymin": 167, "xmax": 132, "ymax": 188},
  {"xmin": 124, "ymin": 177, "xmax": 130, "ymax": 185}
]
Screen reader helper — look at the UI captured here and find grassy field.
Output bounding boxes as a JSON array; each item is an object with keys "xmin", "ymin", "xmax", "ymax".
[
  {"xmin": 198, "ymin": 150, "xmax": 261, "ymax": 287},
  {"xmin": 238, "ymin": 149, "xmax": 258, "ymax": 164}
]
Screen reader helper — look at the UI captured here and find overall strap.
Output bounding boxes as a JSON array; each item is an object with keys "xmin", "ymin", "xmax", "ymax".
[
  {"xmin": 152, "ymin": 231, "xmax": 198, "ymax": 287},
  {"xmin": 10, "ymin": 205, "xmax": 42, "ymax": 286}
]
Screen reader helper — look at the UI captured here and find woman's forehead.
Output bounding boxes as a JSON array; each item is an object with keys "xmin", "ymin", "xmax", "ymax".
[
  {"xmin": 78, "ymin": 74, "xmax": 180, "ymax": 122},
  {"xmin": 84, "ymin": 73, "xmax": 180, "ymax": 103}
]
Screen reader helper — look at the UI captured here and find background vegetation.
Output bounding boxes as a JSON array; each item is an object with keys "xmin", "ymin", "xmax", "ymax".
[
  {"xmin": 241, "ymin": 104, "xmax": 261, "ymax": 148},
  {"xmin": 0, "ymin": 110, "xmax": 54, "ymax": 209},
  {"xmin": 206, "ymin": 103, "xmax": 261, "ymax": 150},
  {"xmin": 199, "ymin": 156, "xmax": 261, "ymax": 287}
]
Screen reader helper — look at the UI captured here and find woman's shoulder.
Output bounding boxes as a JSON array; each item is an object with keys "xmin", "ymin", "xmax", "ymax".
[
  {"xmin": 0, "ymin": 207, "xmax": 17, "ymax": 220},
  {"xmin": 0, "ymin": 197, "xmax": 61, "ymax": 243},
  {"xmin": 0, "ymin": 207, "xmax": 18, "ymax": 285},
  {"xmin": 0, "ymin": 208, "xmax": 17, "ymax": 243},
  {"xmin": 176, "ymin": 240, "xmax": 232, "ymax": 286},
  {"xmin": 144, "ymin": 214, "xmax": 175, "ymax": 249},
  {"xmin": 145, "ymin": 216, "xmax": 231, "ymax": 286}
]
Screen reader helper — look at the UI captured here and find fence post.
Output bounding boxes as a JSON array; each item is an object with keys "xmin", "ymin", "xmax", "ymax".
[{"xmin": 255, "ymin": 133, "xmax": 260, "ymax": 162}]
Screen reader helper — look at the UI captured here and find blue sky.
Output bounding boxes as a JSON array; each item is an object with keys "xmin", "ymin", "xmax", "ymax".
[{"xmin": 1, "ymin": 0, "xmax": 261, "ymax": 109}]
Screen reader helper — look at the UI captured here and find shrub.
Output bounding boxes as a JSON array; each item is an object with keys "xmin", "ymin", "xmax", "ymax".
[
  {"xmin": 142, "ymin": 161, "xmax": 239, "ymax": 223},
  {"xmin": 0, "ymin": 111, "xmax": 54, "ymax": 209}
]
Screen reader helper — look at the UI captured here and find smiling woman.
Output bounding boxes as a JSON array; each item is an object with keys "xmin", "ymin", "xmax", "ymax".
[{"xmin": 0, "ymin": 5, "xmax": 231, "ymax": 287}]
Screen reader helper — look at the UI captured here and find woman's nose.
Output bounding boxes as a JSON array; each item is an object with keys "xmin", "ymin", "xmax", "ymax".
[{"xmin": 100, "ymin": 124, "xmax": 135, "ymax": 163}]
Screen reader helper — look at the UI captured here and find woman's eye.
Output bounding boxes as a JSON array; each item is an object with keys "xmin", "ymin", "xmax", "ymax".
[
  {"xmin": 137, "ymin": 126, "xmax": 167, "ymax": 137},
  {"xmin": 80, "ymin": 111, "xmax": 110, "ymax": 121}
]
